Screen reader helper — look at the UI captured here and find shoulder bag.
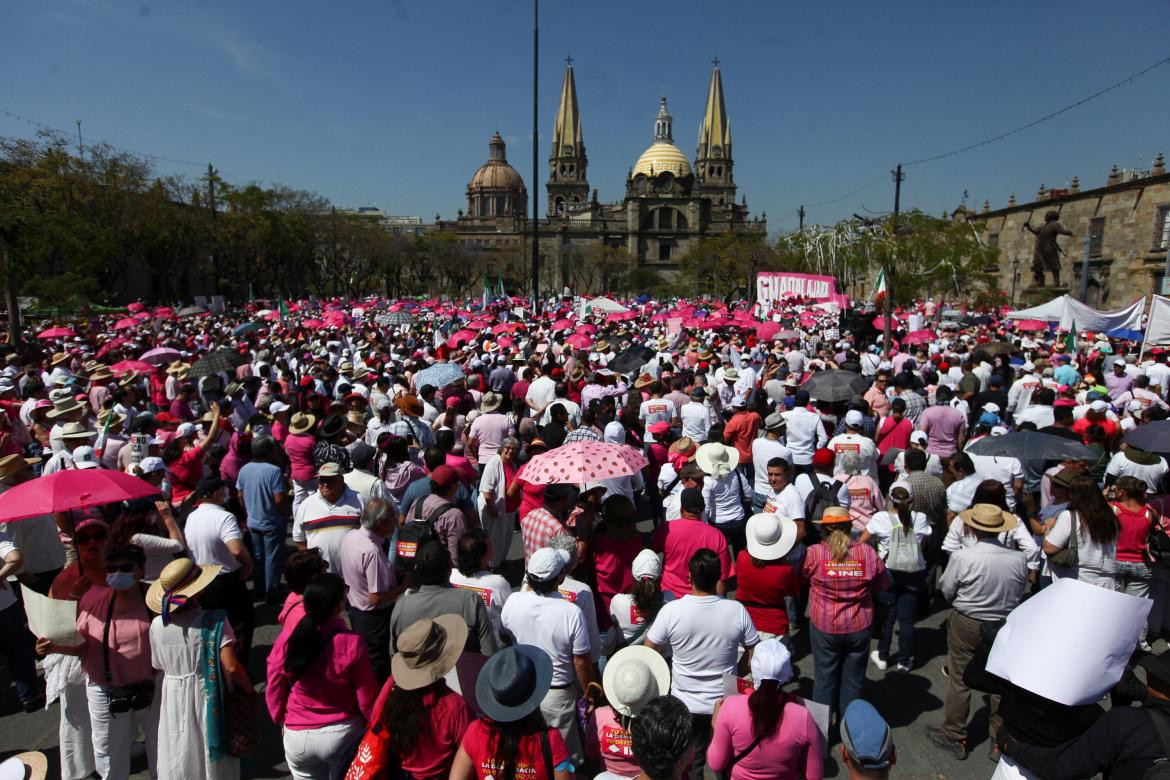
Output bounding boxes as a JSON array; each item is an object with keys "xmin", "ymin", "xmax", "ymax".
[{"xmin": 102, "ymin": 592, "xmax": 155, "ymax": 714}]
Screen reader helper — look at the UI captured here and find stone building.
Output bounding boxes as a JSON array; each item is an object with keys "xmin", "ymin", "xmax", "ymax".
[
  {"xmin": 436, "ymin": 60, "xmax": 766, "ymax": 292},
  {"xmin": 969, "ymin": 157, "xmax": 1170, "ymax": 306}
]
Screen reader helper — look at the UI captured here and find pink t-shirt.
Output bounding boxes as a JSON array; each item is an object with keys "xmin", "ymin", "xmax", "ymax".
[
  {"xmin": 836, "ymin": 474, "xmax": 884, "ymax": 534},
  {"xmin": 467, "ymin": 413, "xmax": 515, "ymax": 463},
  {"xmin": 265, "ymin": 618, "xmax": 378, "ymax": 729},
  {"xmin": 651, "ymin": 517, "xmax": 735, "ymax": 597},
  {"xmin": 278, "ymin": 592, "xmax": 305, "ymax": 630},
  {"xmin": 284, "ymin": 433, "xmax": 317, "ymax": 482},
  {"xmin": 708, "ymin": 694, "xmax": 824, "ymax": 780},
  {"xmin": 918, "ymin": 405, "xmax": 964, "ymax": 457},
  {"xmin": 76, "ymin": 587, "xmax": 154, "ymax": 687},
  {"xmin": 591, "ymin": 706, "xmax": 640, "ymax": 777}
]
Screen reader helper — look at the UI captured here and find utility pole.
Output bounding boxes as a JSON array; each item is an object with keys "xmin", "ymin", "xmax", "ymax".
[
  {"xmin": 75, "ymin": 120, "xmax": 83, "ymax": 160},
  {"xmin": 206, "ymin": 163, "xmax": 219, "ymax": 295},
  {"xmin": 884, "ymin": 163, "xmax": 904, "ymax": 355},
  {"xmin": 530, "ymin": 0, "xmax": 540, "ymax": 310},
  {"xmin": 797, "ymin": 205, "xmax": 805, "ymax": 232}
]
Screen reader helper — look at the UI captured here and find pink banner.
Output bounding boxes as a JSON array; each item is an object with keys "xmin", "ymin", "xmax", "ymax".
[{"xmin": 756, "ymin": 272, "xmax": 849, "ymax": 308}]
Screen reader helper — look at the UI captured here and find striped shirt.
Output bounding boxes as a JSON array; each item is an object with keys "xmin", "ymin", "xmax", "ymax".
[{"xmin": 802, "ymin": 540, "xmax": 887, "ymax": 635}]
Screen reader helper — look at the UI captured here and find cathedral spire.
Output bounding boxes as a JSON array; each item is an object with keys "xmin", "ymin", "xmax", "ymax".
[
  {"xmin": 551, "ymin": 58, "xmax": 583, "ymax": 158},
  {"xmin": 697, "ymin": 60, "xmax": 730, "ymax": 158},
  {"xmin": 654, "ymin": 97, "xmax": 673, "ymax": 142}
]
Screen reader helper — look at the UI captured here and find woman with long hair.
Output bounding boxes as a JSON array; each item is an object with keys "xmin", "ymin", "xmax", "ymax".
[
  {"xmin": 278, "ymin": 548, "xmax": 328, "ymax": 631},
  {"xmin": 345, "ymin": 616, "xmax": 474, "ymax": 780},
  {"xmin": 450, "ymin": 645, "xmax": 573, "ymax": 780},
  {"xmin": 859, "ymin": 481, "xmax": 931, "ymax": 672},
  {"xmin": 801, "ymin": 507, "xmax": 886, "ymax": 725},
  {"xmin": 589, "ymin": 646, "xmax": 671, "ymax": 779},
  {"xmin": 266, "ymin": 573, "xmax": 377, "ymax": 779},
  {"xmin": 708, "ymin": 640, "xmax": 823, "ymax": 780},
  {"xmin": 607, "ymin": 549, "xmax": 670, "ymax": 651},
  {"xmin": 378, "ymin": 435, "xmax": 425, "ymax": 505},
  {"xmin": 1043, "ymin": 474, "xmax": 1120, "ymax": 590},
  {"xmin": 941, "ymin": 480, "xmax": 1039, "ymax": 567},
  {"xmin": 1111, "ymin": 475, "xmax": 1160, "ymax": 648}
]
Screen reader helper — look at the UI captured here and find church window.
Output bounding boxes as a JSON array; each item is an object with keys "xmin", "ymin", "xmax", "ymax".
[
  {"xmin": 987, "ymin": 233, "xmax": 999, "ymax": 248},
  {"xmin": 1089, "ymin": 217, "xmax": 1105, "ymax": 257},
  {"xmin": 555, "ymin": 197, "xmax": 565, "ymax": 215},
  {"xmin": 658, "ymin": 209, "xmax": 674, "ymax": 230},
  {"xmin": 1154, "ymin": 205, "xmax": 1170, "ymax": 249},
  {"xmin": 658, "ymin": 241, "xmax": 672, "ymax": 262},
  {"xmin": 677, "ymin": 212, "xmax": 689, "ymax": 230},
  {"xmin": 568, "ymin": 164, "xmax": 575, "ymax": 175}
]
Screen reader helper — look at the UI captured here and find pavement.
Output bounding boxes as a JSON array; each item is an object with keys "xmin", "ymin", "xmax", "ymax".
[{"xmin": 0, "ymin": 527, "xmax": 1146, "ymax": 780}]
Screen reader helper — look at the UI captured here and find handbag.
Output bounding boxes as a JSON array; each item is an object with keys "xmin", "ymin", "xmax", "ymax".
[
  {"xmin": 102, "ymin": 593, "xmax": 155, "ymax": 714},
  {"xmin": 223, "ymin": 686, "xmax": 262, "ymax": 758},
  {"xmin": 342, "ymin": 721, "xmax": 404, "ymax": 780},
  {"xmin": 1048, "ymin": 510, "xmax": 1079, "ymax": 568}
]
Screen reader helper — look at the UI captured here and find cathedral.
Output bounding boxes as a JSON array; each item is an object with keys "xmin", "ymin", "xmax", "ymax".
[{"xmin": 438, "ymin": 61, "xmax": 766, "ymax": 288}]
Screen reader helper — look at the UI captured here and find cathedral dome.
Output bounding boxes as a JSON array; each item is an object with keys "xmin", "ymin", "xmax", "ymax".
[
  {"xmin": 633, "ymin": 141, "xmax": 691, "ymax": 178},
  {"xmin": 468, "ymin": 132, "xmax": 527, "ymax": 193}
]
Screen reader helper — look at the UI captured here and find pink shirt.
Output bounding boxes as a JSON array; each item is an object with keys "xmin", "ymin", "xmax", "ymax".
[
  {"xmin": 265, "ymin": 618, "xmax": 377, "ymax": 729},
  {"xmin": 285, "ymin": 433, "xmax": 317, "ymax": 481},
  {"xmin": 278, "ymin": 592, "xmax": 305, "ymax": 630},
  {"xmin": 591, "ymin": 706, "xmax": 641, "ymax": 777},
  {"xmin": 76, "ymin": 587, "xmax": 154, "ymax": 687},
  {"xmin": 467, "ymin": 413, "xmax": 515, "ymax": 462},
  {"xmin": 708, "ymin": 695, "xmax": 824, "ymax": 780},
  {"xmin": 651, "ymin": 517, "xmax": 735, "ymax": 597},
  {"xmin": 918, "ymin": 404, "xmax": 964, "ymax": 457}
]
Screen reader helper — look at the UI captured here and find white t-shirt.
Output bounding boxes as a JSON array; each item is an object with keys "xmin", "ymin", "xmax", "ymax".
[
  {"xmin": 761, "ymin": 483, "xmax": 805, "ymax": 521},
  {"xmin": 292, "ymin": 489, "xmax": 366, "ymax": 575},
  {"xmin": 450, "ymin": 569, "xmax": 512, "ymax": 643},
  {"xmin": 646, "ymin": 594, "xmax": 759, "ymax": 715},
  {"xmin": 946, "ymin": 474, "xmax": 983, "ymax": 514},
  {"xmin": 501, "ymin": 589, "xmax": 590, "ymax": 687},
  {"xmin": 680, "ymin": 402, "xmax": 714, "ymax": 442},
  {"xmin": 525, "ymin": 376, "xmax": 558, "ymax": 413},
  {"xmin": 865, "ymin": 510, "xmax": 931, "ymax": 561},
  {"xmin": 639, "ymin": 399, "xmax": 676, "ymax": 443},
  {"xmin": 827, "ymin": 433, "xmax": 879, "ymax": 478},
  {"xmin": 968, "ymin": 455, "xmax": 1024, "ymax": 511},
  {"xmin": 184, "ymin": 503, "xmax": 243, "ymax": 573},
  {"xmin": 1105, "ymin": 452, "xmax": 1170, "ymax": 493},
  {"xmin": 751, "ymin": 438, "xmax": 793, "ymax": 495}
]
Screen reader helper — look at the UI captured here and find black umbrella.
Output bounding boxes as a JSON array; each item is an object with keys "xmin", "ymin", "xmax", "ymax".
[
  {"xmin": 803, "ymin": 370, "xmax": 869, "ymax": 403},
  {"xmin": 188, "ymin": 349, "xmax": 246, "ymax": 379},
  {"xmin": 971, "ymin": 341, "xmax": 1015, "ymax": 363},
  {"xmin": 966, "ymin": 431, "xmax": 1095, "ymax": 462},
  {"xmin": 608, "ymin": 346, "xmax": 654, "ymax": 375},
  {"xmin": 1124, "ymin": 421, "xmax": 1170, "ymax": 455}
]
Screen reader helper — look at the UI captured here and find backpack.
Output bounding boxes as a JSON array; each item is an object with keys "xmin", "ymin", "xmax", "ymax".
[
  {"xmin": 886, "ymin": 515, "xmax": 925, "ymax": 572},
  {"xmin": 804, "ymin": 477, "xmax": 844, "ymax": 545},
  {"xmin": 395, "ymin": 497, "xmax": 456, "ymax": 578},
  {"xmin": 1141, "ymin": 708, "xmax": 1170, "ymax": 780}
]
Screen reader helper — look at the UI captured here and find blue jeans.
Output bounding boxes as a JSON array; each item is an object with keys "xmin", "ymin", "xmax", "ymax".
[
  {"xmin": 249, "ymin": 525, "xmax": 287, "ymax": 602},
  {"xmin": 0, "ymin": 599, "xmax": 40, "ymax": 702},
  {"xmin": 810, "ymin": 625, "xmax": 870, "ymax": 723},
  {"xmin": 877, "ymin": 569, "xmax": 924, "ymax": 667},
  {"xmin": 752, "ymin": 491, "xmax": 769, "ymax": 514}
]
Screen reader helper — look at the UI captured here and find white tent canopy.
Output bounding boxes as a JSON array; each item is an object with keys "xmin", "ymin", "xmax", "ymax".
[
  {"xmin": 1005, "ymin": 295, "xmax": 1067, "ymax": 322},
  {"xmin": 581, "ymin": 297, "xmax": 629, "ymax": 314},
  {"xmin": 1007, "ymin": 294, "xmax": 1145, "ymax": 333}
]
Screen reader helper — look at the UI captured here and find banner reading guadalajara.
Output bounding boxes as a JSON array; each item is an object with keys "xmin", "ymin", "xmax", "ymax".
[{"xmin": 756, "ymin": 272, "xmax": 849, "ymax": 309}]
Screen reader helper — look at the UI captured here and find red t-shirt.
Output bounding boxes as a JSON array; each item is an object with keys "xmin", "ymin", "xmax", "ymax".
[
  {"xmin": 590, "ymin": 532, "xmax": 644, "ymax": 606},
  {"xmin": 734, "ymin": 550, "xmax": 802, "ymax": 635},
  {"xmin": 651, "ymin": 517, "xmax": 735, "ymax": 597},
  {"xmin": 1113, "ymin": 502, "xmax": 1156, "ymax": 562},
  {"xmin": 168, "ymin": 447, "xmax": 205, "ymax": 504},
  {"xmin": 460, "ymin": 719, "xmax": 570, "ymax": 780},
  {"xmin": 365, "ymin": 678, "xmax": 473, "ymax": 780},
  {"xmin": 1072, "ymin": 416, "xmax": 1118, "ymax": 444}
]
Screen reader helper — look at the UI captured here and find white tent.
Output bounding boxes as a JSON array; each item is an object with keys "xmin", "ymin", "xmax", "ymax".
[
  {"xmin": 581, "ymin": 297, "xmax": 629, "ymax": 314},
  {"xmin": 1007, "ymin": 294, "xmax": 1145, "ymax": 334},
  {"xmin": 1005, "ymin": 295, "xmax": 1067, "ymax": 322}
]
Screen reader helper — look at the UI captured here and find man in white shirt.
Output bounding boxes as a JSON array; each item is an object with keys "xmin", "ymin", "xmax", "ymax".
[
  {"xmin": 827, "ymin": 410, "xmax": 880, "ymax": 478},
  {"xmin": 501, "ymin": 547, "xmax": 594, "ymax": 767},
  {"xmin": 646, "ymin": 548, "xmax": 759, "ymax": 780},
  {"xmin": 638, "ymin": 384, "xmax": 676, "ymax": 444},
  {"xmin": 794, "ymin": 448, "xmax": 852, "ymax": 511},
  {"xmin": 525, "ymin": 370, "xmax": 557, "ymax": 417},
  {"xmin": 760, "ymin": 458, "xmax": 806, "ymax": 523},
  {"xmin": 945, "ymin": 454, "xmax": 984, "ymax": 522},
  {"xmin": 751, "ymin": 412, "xmax": 793, "ymax": 512},
  {"xmin": 680, "ymin": 387, "xmax": 716, "ymax": 442},
  {"xmin": 1006, "ymin": 364, "xmax": 1043, "ymax": 418},
  {"xmin": 292, "ymin": 462, "xmax": 366, "ymax": 575},
  {"xmin": 450, "ymin": 528, "xmax": 512, "ymax": 643},
  {"xmin": 783, "ymin": 390, "xmax": 828, "ymax": 473},
  {"xmin": 185, "ymin": 476, "xmax": 255, "ymax": 660}
]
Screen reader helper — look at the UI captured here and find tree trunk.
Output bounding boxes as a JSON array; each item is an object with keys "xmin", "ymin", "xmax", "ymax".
[{"xmin": 1, "ymin": 247, "xmax": 20, "ymax": 347}]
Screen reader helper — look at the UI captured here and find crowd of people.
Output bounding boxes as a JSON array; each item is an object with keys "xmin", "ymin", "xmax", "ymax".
[{"xmin": 0, "ymin": 293, "xmax": 1168, "ymax": 779}]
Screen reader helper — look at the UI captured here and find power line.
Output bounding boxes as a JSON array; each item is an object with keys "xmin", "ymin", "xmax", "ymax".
[{"xmin": 903, "ymin": 53, "xmax": 1170, "ymax": 167}]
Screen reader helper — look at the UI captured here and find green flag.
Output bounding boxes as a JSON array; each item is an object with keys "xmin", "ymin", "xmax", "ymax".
[
  {"xmin": 1064, "ymin": 323, "xmax": 1077, "ymax": 355},
  {"xmin": 279, "ymin": 300, "xmax": 290, "ymax": 320}
]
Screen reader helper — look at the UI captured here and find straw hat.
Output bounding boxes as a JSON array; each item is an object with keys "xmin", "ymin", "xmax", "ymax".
[
  {"xmin": 480, "ymin": 391, "xmax": 503, "ymax": 413},
  {"xmin": 395, "ymin": 395, "xmax": 424, "ymax": 418},
  {"xmin": 0, "ymin": 751, "xmax": 48, "ymax": 780},
  {"xmin": 746, "ymin": 513, "xmax": 799, "ymax": 561},
  {"xmin": 634, "ymin": 373, "xmax": 654, "ymax": 389},
  {"xmin": 289, "ymin": 412, "xmax": 316, "ymax": 436},
  {"xmin": 695, "ymin": 442, "xmax": 740, "ymax": 477},
  {"xmin": 88, "ymin": 366, "xmax": 114, "ymax": 383},
  {"xmin": 49, "ymin": 351, "xmax": 70, "ymax": 367},
  {"xmin": 722, "ymin": 367, "xmax": 740, "ymax": 382},
  {"xmin": 59, "ymin": 421, "xmax": 97, "ymax": 440},
  {"xmin": 45, "ymin": 395, "xmax": 85, "ymax": 420},
  {"xmin": 146, "ymin": 558, "xmax": 222, "ymax": 617},
  {"xmin": 0, "ymin": 454, "xmax": 38, "ymax": 481},
  {"xmin": 813, "ymin": 506, "xmax": 852, "ymax": 525},
  {"xmin": 97, "ymin": 409, "xmax": 126, "ymax": 429},
  {"xmin": 391, "ymin": 615, "xmax": 468, "ymax": 691},
  {"xmin": 602, "ymin": 646, "xmax": 671, "ymax": 718},
  {"xmin": 595, "ymin": 339, "xmax": 610, "ymax": 352},
  {"xmin": 668, "ymin": 436, "xmax": 697, "ymax": 459},
  {"xmin": 958, "ymin": 503, "xmax": 1018, "ymax": 534},
  {"xmin": 166, "ymin": 361, "xmax": 188, "ymax": 376}
]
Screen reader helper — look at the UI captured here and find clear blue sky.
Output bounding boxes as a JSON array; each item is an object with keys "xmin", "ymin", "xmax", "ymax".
[{"xmin": 4, "ymin": 0, "xmax": 1170, "ymax": 233}]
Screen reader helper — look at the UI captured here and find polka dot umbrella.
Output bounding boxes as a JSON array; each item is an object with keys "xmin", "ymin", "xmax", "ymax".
[{"xmin": 516, "ymin": 441, "xmax": 648, "ymax": 485}]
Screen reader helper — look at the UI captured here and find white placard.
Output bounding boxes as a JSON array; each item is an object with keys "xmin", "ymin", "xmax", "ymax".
[{"xmin": 22, "ymin": 588, "xmax": 81, "ymax": 646}]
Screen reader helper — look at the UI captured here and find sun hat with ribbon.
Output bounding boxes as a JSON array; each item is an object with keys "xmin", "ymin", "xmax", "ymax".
[
  {"xmin": 391, "ymin": 615, "xmax": 469, "ymax": 691},
  {"xmin": 146, "ymin": 558, "xmax": 221, "ymax": 623},
  {"xmin": 602, "ymin": 645, "xmax": 671, "ymax": 718}
]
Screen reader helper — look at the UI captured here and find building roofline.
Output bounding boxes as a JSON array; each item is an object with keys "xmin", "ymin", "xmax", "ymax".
[{"xmin": 974, "ymin": 171, "xmax": 1170, "ymax": 220}]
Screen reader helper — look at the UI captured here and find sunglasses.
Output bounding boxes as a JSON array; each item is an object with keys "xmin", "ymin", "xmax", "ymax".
[
  {"xmin": 75, "ymin": 533, "xmax": 107, "ymax": 545},
  {"xmin": 105, "ymin": 562, "xmax": 137, "ymax": 573}
]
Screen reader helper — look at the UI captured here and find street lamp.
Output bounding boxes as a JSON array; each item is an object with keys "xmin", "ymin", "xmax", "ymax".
[{"xmin": 1011, "ymin": 257, "xmax": 1020, "ymax": 304}]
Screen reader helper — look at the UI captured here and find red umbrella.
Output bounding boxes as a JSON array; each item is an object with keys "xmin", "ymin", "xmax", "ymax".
[
  {"xmin": 1014, "ymin": 319, "xmax": 1048, "ymax": 332},
  {"xmin": 552, "ymin": 318, "xmax": 574, "ymax": 330},
  {"xmin": 446, "ymin": 330, "xmax": 477, "ymax": 349},
  {"xmin": 565, "ymin": 333, "xmax": 593, "ymax": 349},
  {"xmin": 111, "ymin": 360, "xmax": 156, "ymax": 375},
  {"xmin": 113, "ymin": 318, "xmax": 138, "ymax": 331},
  {"xmin": 37, "ymin": 327, "xmax": 75, "ymax": 340},
  {"xmin": 126, "ymin": 302, "xmax": 146, "ymax": 313},
  {"xmin": 0, "ymin": 470, "xmax": 160, "ymax": 522},
  {"xmin": 97, "ymin": 338, "xmax": 129, "ymax": 359},
  {"xmin": 756, "ymin": 321, "xmax": 782, "ymax": 340},
  {"xmin": 901, "ymin": 329, "xmax": 937, "ymax": 346}
]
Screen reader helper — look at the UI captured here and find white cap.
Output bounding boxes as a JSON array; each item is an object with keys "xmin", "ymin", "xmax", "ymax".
[
  {"xmin": 138, "ymin": 456, "xmax": 167, "ymax": 475},
  {"xmin": 909, "ymin": 430, "xmax": 928, "ymax": 445},
  {"xmin": 750, "ymin": 639, "xmax": 794, "ymax": 686},
  {"xmin": 982, "ymin": 402, "xmax": 1001, "ymax": 413},
  {"xmin": 1022, "ymin": 361, "xmax": 1036, "ymax": 372},
  {"xmin": 844, "ymin": 410, "xmax": 865, "ymax": 427},
  {"xmin": 889, "ymin": 479, "xmax": 914, "ymax": 500},
  {"xmin": 71, "ymin": 445, "xmax": 99, "ymax": 469},
  {"xmin": 269, "ymin": 401, "xmax": 290, "ymax": 414},
  {"xmin": 175, "ymin": 422, "xmax": 198, "ymax": 439},
  {"xmin": 527, "ymin": 547, "xmax": 570, "ymax": 582},
  {"xmin": 991, "ymin": 425, "xmax": 1009, "ymax": 436},
  {"xmin": 1090, "ymin": 399, "xmax": 1109, "ymax": 412},
  {"xmin": 631, "ymin": 549, "xmax": 662, "ymax": 581}
]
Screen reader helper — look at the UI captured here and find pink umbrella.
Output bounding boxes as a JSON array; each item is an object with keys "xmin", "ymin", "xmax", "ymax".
[
  {"xmin": 516, "ymin": 442, "xmax": 648, "ymax": 485},
  {"xmin": 565, "ymin": 333, "xmax": 593, "ymax": 349},
  {"xmin": 140, "ymin": 347, "xmax": 181, "ymax": 365},
  {"xmin": 0, "ymin": 469, "xmax": 160, "ymax": 522},
  {"xmin": 446, "ymin": 330, "xmax": 477, "ymax": 349},
  {"xmin": 302, "ymin": 319, "xmax": 326, "ymax": 330},
  {"xmin": 97, "ymin": 338, "xmax": 129, "ymax": 359},
  {"xmin": 466, "ymin": 320, "xmax": 490, "ymax": 332},
  {"xmin": 37, "ymin": 327, "xmax": 75, "ymax": 340},
  {"xmin": 552, "ymin": 318, "xmax": 574, "ymax": 330},
  {"xmin": 126, "ymin": 302, "xmax": 146, "ymax": 313},
  {"xmin": 111, "ymin": 360, "xmax": 156, "ymax": 375},
  {"xmin": 578, "ymin": 324, "xmax": 597, "ymax": 335},
  {"xmin": 497, "ymin": 336, "xmax": 514, "ymax": 348},
  {"xmin": 113, "ymin": 318, "xmax": 138, "ymax": 331},
  {"xmin": 872, "ymin": 316, "xmax": 903, "ymax": 330},
  {"xmin": 153, "ymin": 307, "xmax": 174, "ymax": 318},
  {"xmin": 901, "ymin": 329, "xmax": 937, "ymax": 346},
  {"xmin": 489, "ymin": 322, "xmax": 510, "ymax": 334},
  {"xmin": 756, "ymin": 321, "xmax": 781, "ymax": 340},
  {"xmin": 1015, "ymin": 319, "xmax": 1048, "ymax": 332}
]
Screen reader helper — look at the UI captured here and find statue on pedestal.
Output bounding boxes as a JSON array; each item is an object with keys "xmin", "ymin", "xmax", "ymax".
[{"xmin": 1022, "ymin": 210, "xmax": 1073, "ymax": 287}]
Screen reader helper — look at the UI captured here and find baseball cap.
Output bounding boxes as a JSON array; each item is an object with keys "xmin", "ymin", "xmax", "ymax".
[
  {"xmin": 428, "ymin": 464, "xmax": 459, "ymax": 489},
  {"xmin": 631, "ymin": 549, "xmax": 662, "ymax": 581},
  {"xmin": 889, "ymin": 479, "xmax": 914, "ymax": 500},
  {"xmin": 1090, "ymin": 399, "xmax": 1109, "ymax": 412},
  {"xmin": 844, "ymin": 410, "xmax": 864, "ymax": 428},
  {"xmin": 269, "ymin": 401, "xmax": 290, "ymax": 414},
  {"xmin": 909, "ymin": 430, "xmax": 928, "ymax": 445},
  {"xmin": 175, "ymin": 422, "xmax": 198, "ymax": 439},
  {"xmin": 318, "ymin": 462, "xmax": 343, "ymax": 478},
  {"xmin": 527, "ymin": 547, "xmax": 570, "ymax": 582},
  {"xmin": 841, "ymin": 699, "xmax": 894, "ymax": 771},
  {"xmin": 750, "ymin": 639, "xmax": 794, "ymax": 686},
  {"xmin": 647, "ymin": 420, "xmax": 671, "ymax": 436},
  {"xmin": 138, "ymin": 456, "xmax": 167, "ymax": 475},
  {"xmin": 978, "ymin": 411, "xmax": 1000, "ymax": 426},
  {"xmin": 71, "ymin": 446, "xmax": 99, "ymax": 470},
  {"xmin": 812, "ymin": 448, "xmax": 835, "ymax": 469},
  {"xmin": 689, "ymin": 386, "xmax": 706, "ymax": 399}
]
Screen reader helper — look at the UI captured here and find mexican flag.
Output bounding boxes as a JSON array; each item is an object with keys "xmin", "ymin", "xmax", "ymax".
[
  {"xmin": 873, "ymin": 268, "xmax": 888, "ymax": 306},
  {"xmin": 279, "ymin": 300, "xmax": 290, "ymax": 320},
  {"xmin": 1064, "ymin": 323, "xmax": 1077, "ymax": 355}
]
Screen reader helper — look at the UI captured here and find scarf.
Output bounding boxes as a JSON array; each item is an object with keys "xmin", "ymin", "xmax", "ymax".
[{"xmin": 199, "ymin": 610, "xmax": 228, "ymax": 762}]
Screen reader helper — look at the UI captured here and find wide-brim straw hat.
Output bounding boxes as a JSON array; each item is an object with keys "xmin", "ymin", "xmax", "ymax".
[
  {"xmin": 391, "ymin": 614, "xmax": 468, "ymax": 691},
  {"xmin": 88, "ymin": 367, "xmax": 114, "ymax": 383},
  {"xmin": 602, "ymin": 645, "xmax": 671, "ymax": 718},
  {"xmin": 958, "ymin": 503, "xmax": 1018, "ymax": 534},
  {"xmin": 46, "ymin": 398, "xmax": 84, "ymax": 419},
  {"xmin": 395, "ymin": 395, "xmax": 424, "ymax": 418},
  {"xmin": 480, "ymin": 391, "xmax": 503, "ymax": 412},
  {"xmin": 695, "ymin": 442, "xmax": 740, "ymax": 477},
  {"xmin": 146, "ymin": 558, "xmax": 222, "ymax": 616},
  {"xmin": 668, "ymin": 436, "xmax": 697, "ymax": 459},
  {"xmin": 0, "ymin": 454, "xmax": 39, "ymax": 481},
  {"xmin": 746, "ymin": 513, "xmax": 799, "ymax": 561},
  {"xmin": 0, "ymin": 751, "xmax": 48, "ymax": 780},
  {"xmin": 289, "ymin": 412, "xmax": 316, "ymax": 435},
  {"xmin": 49, "ymin": 352, "xmax": 70, "ymax": 367}
]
